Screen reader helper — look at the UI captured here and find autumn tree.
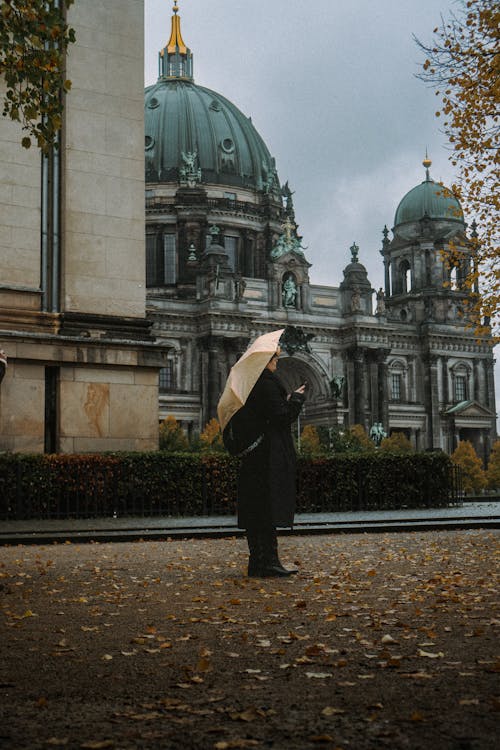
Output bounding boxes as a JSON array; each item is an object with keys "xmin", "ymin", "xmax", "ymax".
[
  {"xmin": 0, "ymin": 0, "xmax": 76, "ymax": 152},
  {"xmin": 451, "ymin": 439, "xmax": 487, "ymax": 493},
  {"xmin": 199, "ymin": 418, "xmax": 224, "ymax": 452},
  {"xmin": 380, "ymin": 431, "xmax": 414, "ymax": 453},
  {"xmin": 415, "ymin": 0, "xmax": 499, "ymax": 336},
  {"xmin": 159, "ymin": 415, "xmax": 189, "ymax": 452},
  {"xmin": 485, "ymin": 439, "xmax": 500, "ymax": 489},
  {"xmin": 299, "ymin": 424, "xmax": 322, "ymax": 457},
  {"xmin": 347, "ymin": 424, "xmax": 375, "ymax": 452}
]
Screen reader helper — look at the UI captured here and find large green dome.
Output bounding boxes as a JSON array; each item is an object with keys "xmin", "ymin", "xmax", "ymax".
[
  {"xmin": 144, "ymin": 79, "xmax": 280, "ymax": 192},
  {"xmin": 394, "ymin": 161, "xmax": 464, "ymax": 226}
]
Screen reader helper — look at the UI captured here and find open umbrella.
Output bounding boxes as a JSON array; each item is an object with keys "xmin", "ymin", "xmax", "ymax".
[{"xmin": 217, "ymin": 329, "xmax": 284, "ymax": 431}]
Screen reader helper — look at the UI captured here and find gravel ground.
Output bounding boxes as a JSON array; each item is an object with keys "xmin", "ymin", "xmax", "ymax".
[{"xmin": 0, "ymin": 529, "xmax": 498, "ymax": 750}]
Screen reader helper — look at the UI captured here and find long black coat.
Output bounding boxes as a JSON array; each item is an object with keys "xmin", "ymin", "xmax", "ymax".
[{"xmin": 237, "ymin": 369, "xmax": 305, "ymax": 529}]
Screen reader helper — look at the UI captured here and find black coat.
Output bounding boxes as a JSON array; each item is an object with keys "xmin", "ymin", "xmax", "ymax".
[{"xmin": 237, "ymin": 369, "xmax": 305, "ymax": 529}]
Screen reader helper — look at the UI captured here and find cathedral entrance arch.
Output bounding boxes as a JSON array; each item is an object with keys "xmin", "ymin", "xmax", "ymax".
[
  {"xmin": 275, "ymin": 355, "xmax": 341, "ymax": 432},
  {"xmin": 276, "ymin": 355, "xmax": 327, "ymax": 400}
]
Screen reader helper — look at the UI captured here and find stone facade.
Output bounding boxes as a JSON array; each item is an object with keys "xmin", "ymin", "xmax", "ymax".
[{"xmin": 0, "ymin": 0, "xmax": 165, "ymax": 453}]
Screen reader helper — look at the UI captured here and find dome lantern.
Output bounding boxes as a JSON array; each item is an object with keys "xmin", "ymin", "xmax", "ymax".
[{"xmin": 158, "ymin": 1, "xmax": 193, "ymax": 81}]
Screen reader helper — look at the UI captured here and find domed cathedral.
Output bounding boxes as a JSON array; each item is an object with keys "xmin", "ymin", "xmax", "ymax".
[{"xmin": 145, "ymin": 4, "xmax": 496, "ymax": 460}]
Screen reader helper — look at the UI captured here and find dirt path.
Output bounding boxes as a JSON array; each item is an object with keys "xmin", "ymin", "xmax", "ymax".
[{"xmin": 1, "ymin": 530, "xmax": 498, "ymax": 749}]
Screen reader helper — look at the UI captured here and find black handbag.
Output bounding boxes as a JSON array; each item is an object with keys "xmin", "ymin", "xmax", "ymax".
[{"xmin": 222, "ymin": 403, "xmax": 265, "ymax": 457}]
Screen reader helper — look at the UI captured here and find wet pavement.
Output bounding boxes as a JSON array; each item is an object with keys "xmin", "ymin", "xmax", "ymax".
[{"xmin": 1, "ymin": 501, "xmax": 499, "ymax": 545}]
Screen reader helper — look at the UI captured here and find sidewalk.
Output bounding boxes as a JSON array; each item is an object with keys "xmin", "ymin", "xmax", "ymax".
[{"xmin": 1, "ymin": 501, "xmax": 499, "ymax": 545}]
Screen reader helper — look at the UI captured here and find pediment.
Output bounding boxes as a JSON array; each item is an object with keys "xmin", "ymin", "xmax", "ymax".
[
  {"xmin": 444, "ymin": 400, "xmax": 496, "ymax": 418},
  {"xmin": 270, "ymin": 250, "xmax": 312, "ymax": 269}
]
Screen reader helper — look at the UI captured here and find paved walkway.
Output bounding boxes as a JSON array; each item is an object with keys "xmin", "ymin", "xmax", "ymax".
[{"xmin": 1, "ymin": 501, "xmax": 499, "ymax": 544}]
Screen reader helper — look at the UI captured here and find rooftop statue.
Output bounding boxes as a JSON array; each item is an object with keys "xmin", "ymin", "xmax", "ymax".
[
  {"xmin": 271, "ymin": 216, "xmax": 306, "ymax": 260},
  {"xmin": 180, "ymin": 150, "xmax": 202, "ymax": 186}
]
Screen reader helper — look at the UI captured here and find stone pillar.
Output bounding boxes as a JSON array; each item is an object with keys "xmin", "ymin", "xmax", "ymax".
[
  {"xmin": 367, "ymin": 352, "xmax": 379, "ymax": 426},
  {"xmin": 424, "ymin": 353, "xmax": 441, "ymax": 449},
  {"xmin": 345, "ymin": 355, "xmax": 356, "ymax": 426},
  {"xmin": 208, "ymin": 340, "xmax": 222, "ymax": 421},
  {"xmin": 377, "ymin": 350, "xmax": 390, "ymax": 428},
  {"xmin": 441, "ymin": 356, "xmax": 449, "ymax": 404},
  {"xmin": 485, "ymin": 359, "xmax": 496, "ymax": 412},
  {"xmin": 352, "ymin": 348, "xmax": 366, "ymax": 426}
]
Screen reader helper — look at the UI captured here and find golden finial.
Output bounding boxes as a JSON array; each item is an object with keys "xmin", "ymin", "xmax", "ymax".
[
  {"xmin": 167, "ymin": 0, "xmax": 187, "ymax": 54},
  {"xmin": 423, "ymin": 150, "xmax": 432, "ymax": 180}
]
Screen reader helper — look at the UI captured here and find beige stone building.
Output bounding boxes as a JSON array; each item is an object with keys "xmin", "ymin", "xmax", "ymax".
[{"xmin": 0, "ymin": 0, "xmax": 165, "ymax": 453}]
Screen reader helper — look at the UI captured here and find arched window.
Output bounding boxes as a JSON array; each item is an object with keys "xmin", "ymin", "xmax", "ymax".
[
  {"xmin": 451, "ymin": 363, "xmax": 470, "ymax": 403},
  {"xmin": 388, "ymin": 359, "xmax": 408, "ymax": 402},
  {"xmin": 399, "ymin": 259, "xmax": 411, "ymax": 293}
]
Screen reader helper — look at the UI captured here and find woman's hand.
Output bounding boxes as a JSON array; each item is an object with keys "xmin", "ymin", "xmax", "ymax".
[{"xmin": 295, "ymin": 383, "xmax": 306, "ymax": 395}]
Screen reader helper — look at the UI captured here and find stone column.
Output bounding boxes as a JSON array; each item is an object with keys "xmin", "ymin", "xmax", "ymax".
[
  {"xmin": 423, "ymin": 352, "xmax": 441, "ymax": 449},
  {"xmin": 345, "ymin": 354, "xmax": 356, "ymax": 426},
  {"xmin": 485, "ymin": 358, "xmax": 496, "ymax": 412},
  {"xmin": 352, "ymin": 348, "xmax": 366, "ymax": 426},
  {"xmin": 208, "ymin": 340, "xmax": 222, "ymax": 422},
  {"xmin": 367, "ymin": 351, "xmax": 379, "ymax": 426},
  {"xmin": 373, "ymin": 349, "xmax": 390, "ymax": 428},
  {"xmin": 441, "ymin": 356, "xmax": 449, "ymax": 404}
]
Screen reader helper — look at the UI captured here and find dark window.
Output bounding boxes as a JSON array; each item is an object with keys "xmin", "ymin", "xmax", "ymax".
[
  {"xmin": 224, "ymin": 236, "xmax": 238, "ymax": 271},
  {"xmin": 159, "ymin": 362, "xmax": 175, "ymax": 391},
  {"xmin": 455, "ymin": 374, "xmax": 467, "ymax": 402},
  {"xmin": 146, "ymin": 234, "xmax": 177, "ymax": 286},
  {"xmin": 146, "ymin": 234, "xmax": 158, "ymax": 286},
  {"xmin": 391, "ymin": 373, "xmax": 402, "ymax": 401},
  {"xmin": 163, "ymin": 235, "xmax": 177, "ymax": 284}
]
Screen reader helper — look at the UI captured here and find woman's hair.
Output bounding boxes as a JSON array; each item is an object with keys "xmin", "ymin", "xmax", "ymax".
[{"xmin": 268, "ymin": 345, "xmax": 281, "ymax": 363}]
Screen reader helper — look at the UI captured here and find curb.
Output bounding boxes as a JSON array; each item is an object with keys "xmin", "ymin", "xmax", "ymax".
[{"xmin": 1, "ymin": 516, "xmax": 498, "ymax": 545}]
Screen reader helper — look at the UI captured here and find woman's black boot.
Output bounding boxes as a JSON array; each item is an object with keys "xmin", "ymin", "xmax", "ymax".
[
  {"xmin": 258, "ymin": 530, "xmax": 295, "ymax": 577},
  {"xmin": 246, "ymin": 529, "xmax": 263, "ymax": 577},
  {"xmin": 269, "ymin": 529, "xmax": 298, "ymax": 575}
]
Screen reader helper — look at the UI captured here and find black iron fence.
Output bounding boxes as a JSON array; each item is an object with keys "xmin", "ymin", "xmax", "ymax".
[{"xmin": 0, "ymin": 452, "xmax": 463, "ymax": 521}]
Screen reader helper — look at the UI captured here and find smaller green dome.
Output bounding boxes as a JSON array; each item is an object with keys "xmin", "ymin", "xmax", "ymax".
[{"xmin": 394, "ymin": 161, "xmax": 464, "ymax": 226}]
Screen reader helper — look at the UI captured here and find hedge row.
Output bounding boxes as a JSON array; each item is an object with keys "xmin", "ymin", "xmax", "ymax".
[{"xmin": 0, "ymin": 451, "xmax": 458, "ymax": 520}]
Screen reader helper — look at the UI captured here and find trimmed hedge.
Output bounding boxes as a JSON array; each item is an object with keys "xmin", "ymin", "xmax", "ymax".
[{"xmin": 0, "ymin": 450, "xmax": 457, "ymax": 520}]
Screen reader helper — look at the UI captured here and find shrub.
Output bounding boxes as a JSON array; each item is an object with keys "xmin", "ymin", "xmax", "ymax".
[
  {"xmin": 346, "ymin": 424, "xmax": 375, "ymax": 452},
  {"xmin": 380, "ymin": 432, "xmax": 414, "ymax": 453},
  {"xmin": 299, "ymin": 424, "xmax": 322, "ymax": 457},
  {"xmin": 451, "ymin": 440, "xmax": 486, "ymax": 494},
  {"xmin": 159, "ymin": 416, "xmax": 189, "ymax": 452}
]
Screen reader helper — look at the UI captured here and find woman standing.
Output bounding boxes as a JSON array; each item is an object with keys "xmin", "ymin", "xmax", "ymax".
[{"xmin": 237, "ymin": 347, "xmax": 306, "ymax": 577}]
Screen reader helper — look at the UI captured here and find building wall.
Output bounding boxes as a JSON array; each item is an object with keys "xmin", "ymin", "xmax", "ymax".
[
  {"xmin": 64, "ymin": 0, "xmax": 146, "ymax": 318},
  {"xmin": 0, "ymin": 0, "xmax": 164, "ymax": 454},
  {"xmin": 0, "ymin": 80, "xmax": 42, "ymax": 304}
]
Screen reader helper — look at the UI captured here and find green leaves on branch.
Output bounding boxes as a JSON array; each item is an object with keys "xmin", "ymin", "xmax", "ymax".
[{"xmin": 0, "ymin": 0, "xmax": 76, "ymax": 152}]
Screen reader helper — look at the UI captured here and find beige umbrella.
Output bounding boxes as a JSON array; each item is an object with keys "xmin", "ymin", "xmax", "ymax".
[{"xmin": 217, "ymin": 329, "xmax": 285, "ymax": 431}]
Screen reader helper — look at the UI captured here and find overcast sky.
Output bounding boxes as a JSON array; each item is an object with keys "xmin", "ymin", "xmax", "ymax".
[{"xmin": 144, "ymin": 0, "xmax": 460, "ymax": 289}]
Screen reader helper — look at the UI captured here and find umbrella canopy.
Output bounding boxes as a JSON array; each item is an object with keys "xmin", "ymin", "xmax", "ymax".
[{"xmin": 217, "ymin": 329, "xmax": 285, "ymax": 431}]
